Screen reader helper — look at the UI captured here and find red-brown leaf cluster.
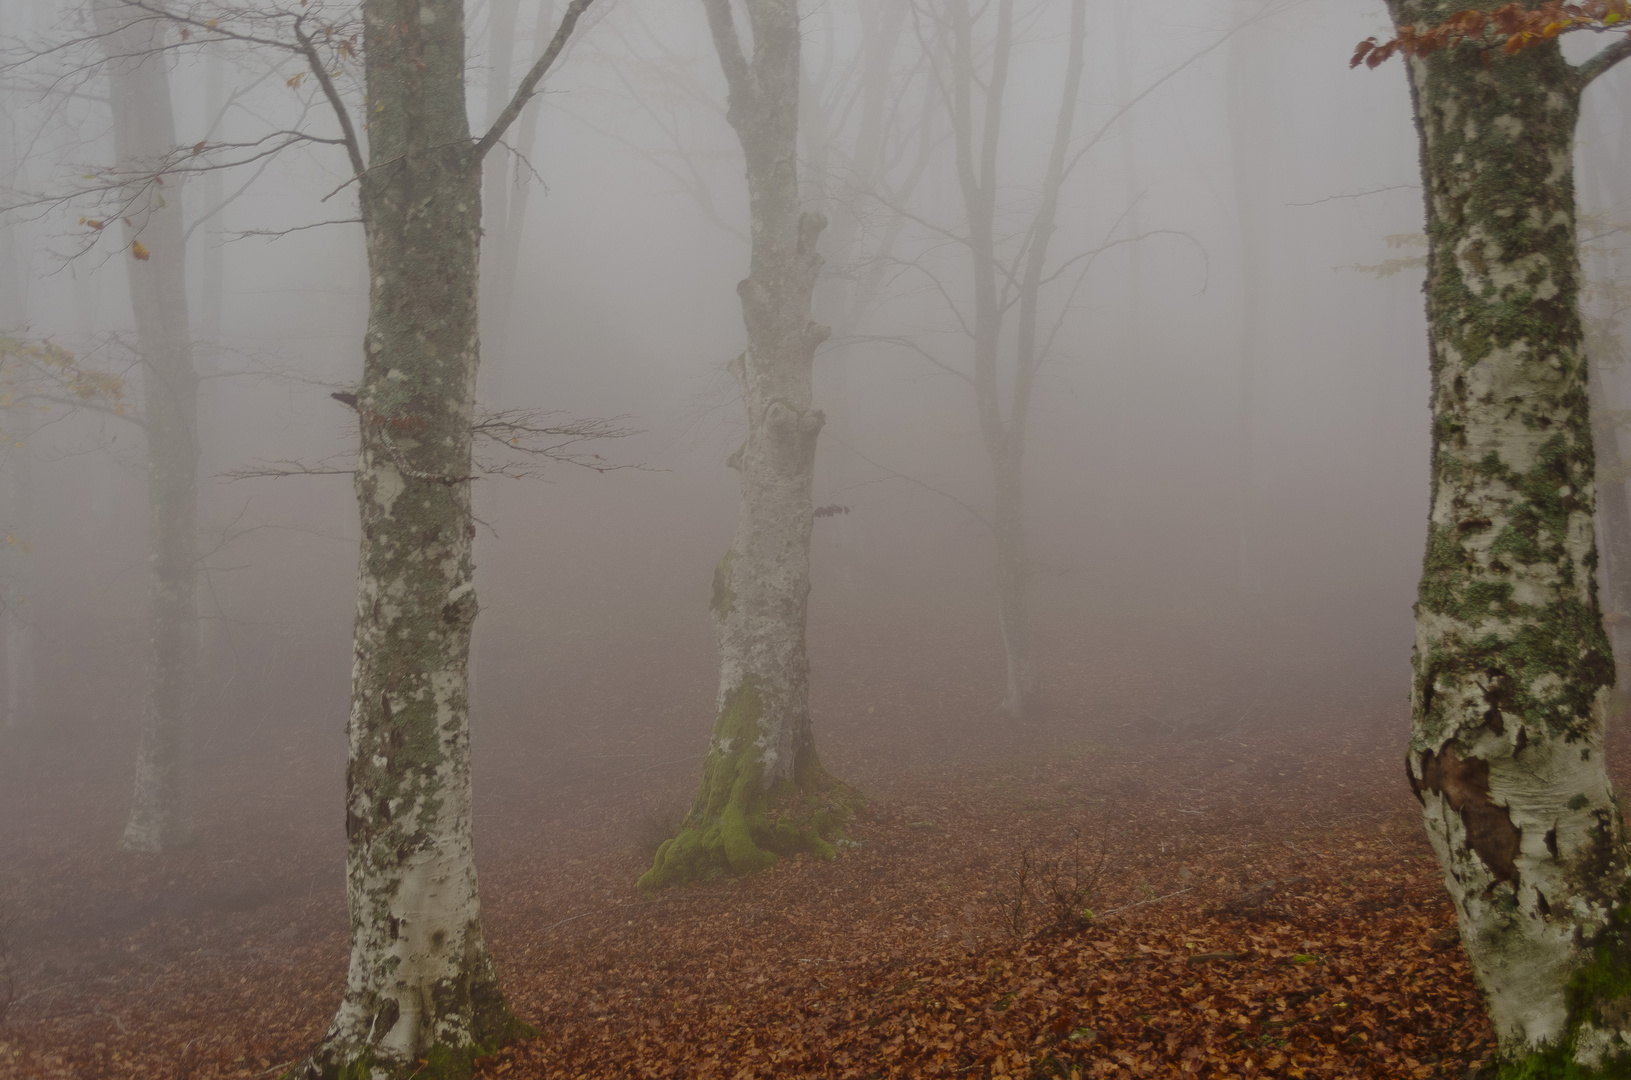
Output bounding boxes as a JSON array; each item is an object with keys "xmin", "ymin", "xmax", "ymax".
[{"xmin": 1352, "ymin": 0, "xmax": 1630, "ymax": 68}]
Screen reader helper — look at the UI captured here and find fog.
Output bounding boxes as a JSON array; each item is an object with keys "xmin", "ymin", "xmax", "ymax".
[
  {"xmin": 4, "ymin": 0, "xmax": 1444, "ymax": 739},
  {"xmin": 3, "ymin": 0, "xmax": 1631, "ymax": 1074}
]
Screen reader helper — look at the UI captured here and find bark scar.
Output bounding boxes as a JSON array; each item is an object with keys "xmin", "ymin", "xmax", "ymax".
[{"xmin": 1412, "ymin": 746, "xmax": 1522, "ymax": 887}]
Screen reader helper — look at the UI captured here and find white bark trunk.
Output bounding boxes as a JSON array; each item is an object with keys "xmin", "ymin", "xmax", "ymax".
[
  {"xmin": 297, "ymin": 0, "xmax": 583, "ymax": 1072},
  {"xmin": 708, "ymin": 0, "xmax": 828, "ymax": 789},
  {"xmin": 1394, "ymin": 7, "xmax": 1631, "ymax": 1069},
  {"xmin": 640, "ymin": 0, "xmax": 851, "ymax": 891}
]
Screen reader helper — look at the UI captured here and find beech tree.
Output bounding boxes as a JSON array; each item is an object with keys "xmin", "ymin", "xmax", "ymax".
[
  {"xmin": 91, "ymin": 0, "xmax": 204, "ymax": 853},
  {"xmin": 899, "ymin": 0, "xmax": 1225, "ymax": 720},
  {"xmin": 1360, "ymin": 2, "xmax": 1631, "ymax": 1070},
  {"xmin": 300, "ymin": 0, "xmax": 595, "ymax": 1070},
  {"xmin": 640, "ymin": 0, "xmax": 855, "ymax": 891},
  {"xmin": 52, "ymin": 0, "xmax": 600, "ymax": 1071}
]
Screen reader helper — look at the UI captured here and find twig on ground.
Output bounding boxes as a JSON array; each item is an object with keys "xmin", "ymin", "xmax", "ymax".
[{"xmin": 1099, "ymin": 888, "xmax": 1192, "ymax": 918}]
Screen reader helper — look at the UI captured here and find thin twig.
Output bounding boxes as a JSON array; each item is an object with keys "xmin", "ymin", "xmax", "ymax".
[{"xmin": 1098, "ymin": 888, "xmax": 1192, "ymax": 918}]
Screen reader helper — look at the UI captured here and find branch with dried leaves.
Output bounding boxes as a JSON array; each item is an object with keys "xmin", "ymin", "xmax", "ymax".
[
  {"xmin": 1353, "ymin": 0, "xmax": 1631, "ymax": 86},
  {"xmin": 0, "ymin": 333, "xmax": 134, "ymax": 431}
]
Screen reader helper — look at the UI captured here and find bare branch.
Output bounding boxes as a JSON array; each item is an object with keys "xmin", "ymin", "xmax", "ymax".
[
  {"xmin": 291, "ymin": 12, "xmax": 365, "ymax": 177},
  {"xmin": 230, "ymin": 406, "xmax": 639, "ymax": 482},
  {"xmin": 470, "ymin": 406, "xmax": 641, "ymax": 476},
  {"xmin": 475, "ymin": 0, "xmax": 597, "ymax": 163},
  {"xmin": 841, "ymin": 333, "xmax": 974, "ymax": 386},
  {"xmin": 826, "ymin": 434, "xmax": 992, "ymax": 532},
  {"xmin": 1580, "ymin": 33, "xmax": 1631, "ymax": 86},
  {"xmin": 226, "ymin": 218, "xmax": 363, "ymax": 240},
  {"xmin": 1287, "ymin": 184, "xmax": 1419, "ymax": 208},
  {"xmin": 700, "ymin": 0, "xmax": 754, "ymax": 111}
]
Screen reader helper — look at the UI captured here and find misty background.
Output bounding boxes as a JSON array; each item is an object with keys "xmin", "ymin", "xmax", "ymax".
[{"xmin": 1, "ymin": 0, "xmax": 1628, "ymax": 853}]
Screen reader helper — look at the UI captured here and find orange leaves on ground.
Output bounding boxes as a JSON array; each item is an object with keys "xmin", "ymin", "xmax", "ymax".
[{"xmin": 1352, "ymin": 0, "xmax": 1629, "ymax": 68}]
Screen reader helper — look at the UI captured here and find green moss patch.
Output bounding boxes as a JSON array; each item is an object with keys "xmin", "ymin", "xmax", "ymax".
[{"xmin": 638, "ymin": 677, "xmax": 859, "ymax": 891}]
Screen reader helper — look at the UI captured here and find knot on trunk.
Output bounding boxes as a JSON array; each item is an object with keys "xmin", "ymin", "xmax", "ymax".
[
  {"xmin": 441, "ymin": 583, "xmax": 478, "ymax": 628},
  {"xmin": 762, "ymin": 400, "xmax": 823, "ymax": 463}
]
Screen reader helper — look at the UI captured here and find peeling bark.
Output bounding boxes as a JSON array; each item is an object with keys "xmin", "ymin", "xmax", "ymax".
[
  {"xmin": 1393, "ymin": 2, "xmax": 1631, "ymax": 1069},
  {"xmin": 94, "ymin": 1, "xmax": 200, "ymax": 854},
  {"xmin": 640, "ymin": 0, "xmax": 853, "ymax": 892}
]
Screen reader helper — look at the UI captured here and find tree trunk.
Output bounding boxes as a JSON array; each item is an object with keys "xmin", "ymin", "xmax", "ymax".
[
  {"xmin": 299, "ymin": 0, "xmax": 525, "ymax": 1073},
  {"xmin": 992, "ymin": 450, "xmax": 1036, "ymax": 717},
  {"xmin": 0, "ymin": 55, "xmax": 35, "ymax": 734},
  {"xmin": 95, "ymin": 0, "xmax": 201, "ymax": 853},
  {"xmin": 640, "ymin": 0, "xmax": 853, "ymax": 892},
  {"xmin": 1394, "ymin": 7, "xmax": 1631, "ymax": 1068},
  {"xmin": 1226, "ymin": 8, "xmax": 1267, "ymax": 598},
  {"xmin": 940, "ymin": 0, "xmax": 1082, "ymax": 722}
]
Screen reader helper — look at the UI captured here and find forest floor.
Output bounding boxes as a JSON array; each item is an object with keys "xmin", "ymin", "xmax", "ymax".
[{"xmin": 0, "ymin": 597, "xmax": 1587, "ymax": 1079}]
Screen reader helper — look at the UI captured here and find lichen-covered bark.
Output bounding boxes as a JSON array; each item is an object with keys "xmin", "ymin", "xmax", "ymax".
[
  {"xmin": 94, "ymin": 1, "xmax": 200, "ymax": 854},
  {"xmin": 640, "ymin": 0, "xmax": 853, "ymax": 892},
  {"xmin": 297, "ymin": 0, "xmax": 521, "ymax": 1074},
  {"xmin": 1393, "ymin": 2, "xmax": 1631, "ymax": 1070}
]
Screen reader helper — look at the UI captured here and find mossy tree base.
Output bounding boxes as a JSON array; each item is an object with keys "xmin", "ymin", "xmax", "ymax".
[
  {"xmin": 656, "ymin": 0, "xmax": 855, "ymax": 894},
  {"xmin": 1484, "ymin": 898, "xmax": 1631, "ymax": 1077},
  {"xmin": 290, "ymin": 1016, "xmax": 535, "ymax": 1080},
  {"xmin": 296, "ymin": 1017, "xmax": 534, "ymax": 1080},
  {"xmin": 640, "ymin": 679, "xmax": 859, "ymax": 891}
]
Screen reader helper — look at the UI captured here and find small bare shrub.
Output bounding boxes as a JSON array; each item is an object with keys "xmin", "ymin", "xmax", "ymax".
[
  {"xmin": 999, "ymin": 847, "xmax": 1035, "ymax": 939},
  {"xmin": 997, "ymin": 826, "xmax": 1110, "ymax": 939}
]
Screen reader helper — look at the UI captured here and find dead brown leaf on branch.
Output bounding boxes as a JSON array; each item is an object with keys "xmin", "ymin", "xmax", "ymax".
[{"xmin": 1353, "ymin": 0, "xmax": 1631, "ymax": 69}]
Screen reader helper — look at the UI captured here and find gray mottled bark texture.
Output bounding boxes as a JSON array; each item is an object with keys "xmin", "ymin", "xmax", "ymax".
[
  {"xmin": 639, "ymin": 0, "xmax": 852, "ymax": 893},
  {"xmin": 94, "ymin": 0, "xmax": 200, "ymax": 854},
  {"xmin": 1392, "ymin": 3, "xmax": 1631, "ymax": 1070},
  {"xmin": 296, "ymin": 0, "xmax": 597, "ymax": 1074}
]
